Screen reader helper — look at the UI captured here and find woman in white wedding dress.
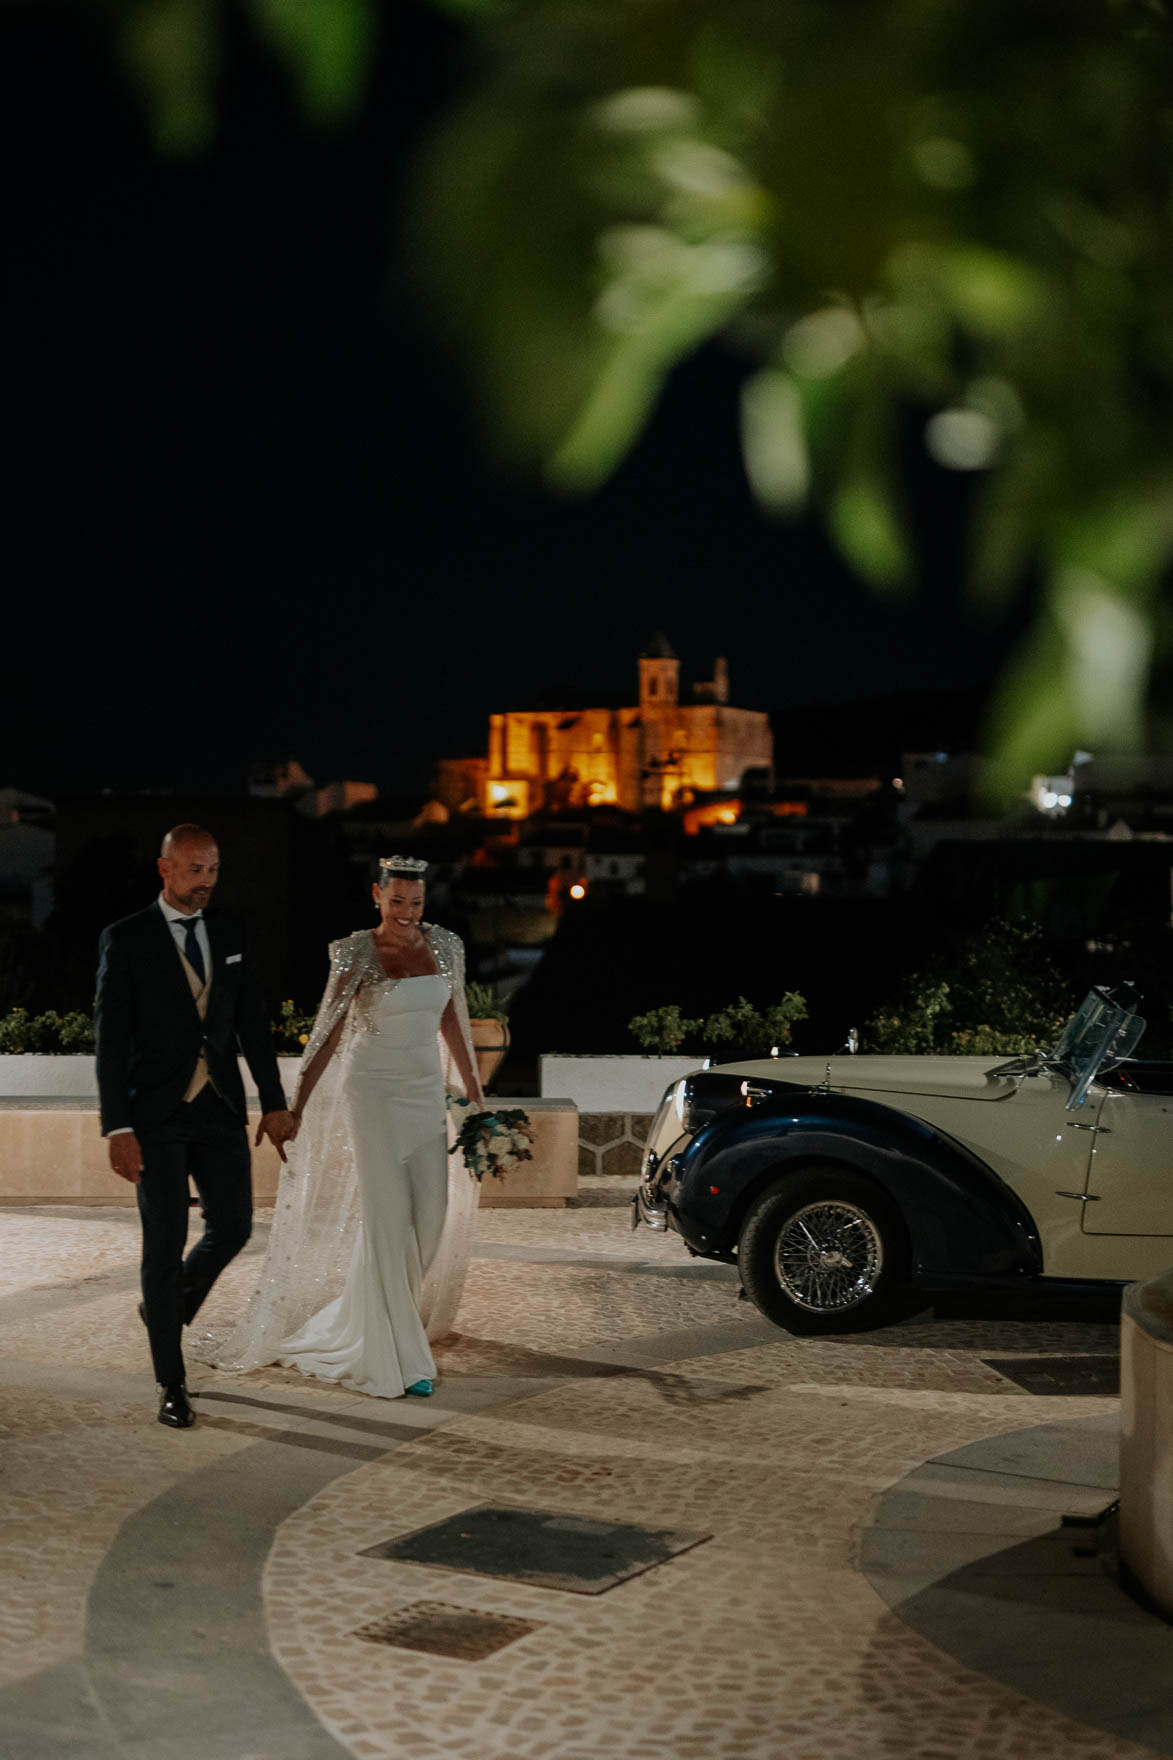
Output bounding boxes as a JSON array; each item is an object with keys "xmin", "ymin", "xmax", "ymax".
[{"xmin": 199, "ymin": 856, "xmax": 485, "ymax": 1399}]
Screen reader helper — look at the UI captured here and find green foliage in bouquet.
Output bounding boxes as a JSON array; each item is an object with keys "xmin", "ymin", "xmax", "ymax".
[
  {"xmin": 0, "ymin": 1008, "xmax": 95, "ymax": 1054},
  {"xmin": 865, "ymin": 920, "xmax": 1069, "ymax": 1055},
  {"xmin": 272, "ymin": 999, "xmax": 317, "ymax": 1053},
  {"xmin": 628, "ymin": 1005, "xmax": 704, "ymax": 1054},
  {"xmin": 450, "ymin": 1104, "xmax": 535, "ymax": 1181}
]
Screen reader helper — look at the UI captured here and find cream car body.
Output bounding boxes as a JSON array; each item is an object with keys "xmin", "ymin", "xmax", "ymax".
[
  {"xmin": 635, "ymin": 988, "xmax": 1173, "ymax": 1331},
  {"xmin": 723, "ymin": 1054, "xmax": 1173, "ymax": 1282}
]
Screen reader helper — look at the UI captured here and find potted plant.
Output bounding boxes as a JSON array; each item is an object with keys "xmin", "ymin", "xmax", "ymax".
[{"xmin": 465, "ymin": 981, "xmax": 511, "ymax": 1090}]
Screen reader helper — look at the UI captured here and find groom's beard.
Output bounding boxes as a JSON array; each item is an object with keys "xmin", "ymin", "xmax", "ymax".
[{"xmin": 175, "ymin": 887, "xmax": 215, "ymax": 911}]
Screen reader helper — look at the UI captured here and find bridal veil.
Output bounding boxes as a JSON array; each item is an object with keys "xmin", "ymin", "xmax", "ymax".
[{"xmin": 199, "ymin": 923, "xmax": 481, "ymax": 1371}]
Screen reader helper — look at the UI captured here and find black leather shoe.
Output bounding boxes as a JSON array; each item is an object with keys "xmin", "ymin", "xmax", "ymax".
[{"xmin": 158, "ymin": 1384, "xmax": 195, "ymax": 1428}]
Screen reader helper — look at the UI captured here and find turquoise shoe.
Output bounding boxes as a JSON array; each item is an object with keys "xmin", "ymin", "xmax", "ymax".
[{"xmin": 406, "ymin": 1378, "xmax": 434, "ymax": 1397}]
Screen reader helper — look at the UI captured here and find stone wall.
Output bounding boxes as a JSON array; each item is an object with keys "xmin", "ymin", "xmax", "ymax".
[
  {"xmin": 577, "ymin": 1112, "xmax": 653, "ymax": 1180},
  {"xmin": 0, "ymin": 1098, "xmax": 578, "ymax": 1209}
]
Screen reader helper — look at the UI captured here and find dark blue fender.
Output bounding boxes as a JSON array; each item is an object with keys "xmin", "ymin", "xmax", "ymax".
[{"xmin": 658, "ymin": 1092, "xmax": 1043, "ymax": 1289}]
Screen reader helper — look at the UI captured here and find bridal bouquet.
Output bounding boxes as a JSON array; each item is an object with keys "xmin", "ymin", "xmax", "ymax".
[{"xmin": 448, "ymin": 1098, "xmax": 535, "ymax": 1182}]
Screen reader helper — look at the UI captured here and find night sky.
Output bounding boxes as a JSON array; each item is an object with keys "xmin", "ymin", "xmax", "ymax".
[{"xmin": 5, "ymin": 3, "xmax": 1028, "ymax": 800}]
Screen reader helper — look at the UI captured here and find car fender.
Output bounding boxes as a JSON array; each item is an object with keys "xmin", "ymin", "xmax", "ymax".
[{"xmin": 667, "ymin": 1092, "xmax": 1042, "ymax": 1284}]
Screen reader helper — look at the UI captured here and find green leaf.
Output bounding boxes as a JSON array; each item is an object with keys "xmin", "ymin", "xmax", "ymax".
[
  {"xmin": 122, "ymin": 0, "xmax": 217, "ymax": 156},
  {"xmin": 891, "ymin": 243, "xmax": 1048, "ymax": 343},
  {"xmin": 550, "ymin": 269, "xmax": 758, "ymax": 491},
  {"xmin": 1050, "ymin": 493, "xmax": 1172, "ymax": 596},
  {"xmin": 249, "ymin": 0, "xmax": 373, "ymax": 122},
  {"xmin": 829, "ymin": 473, "xmax": 910, "ymax": 592},
  {"xmin": 984, "ymin": 616, "xmax": 1083, "ymax": 777},
  {"xmin": 739, "ymin": 368, "xmax": 809, "ymax": 512}
]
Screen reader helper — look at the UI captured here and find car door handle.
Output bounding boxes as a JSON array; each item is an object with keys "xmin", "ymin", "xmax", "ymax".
[{"xmin": 1066, "ymin": 1121, "xmax": 1110, "ymax": 1133}]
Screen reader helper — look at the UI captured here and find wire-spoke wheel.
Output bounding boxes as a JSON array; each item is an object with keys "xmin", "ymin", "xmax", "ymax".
[
  {"xmin": 738, "ymin": 1169, "xmax": 909, "ymax": 1334},
  {"xmin": 775, "ymin": 1199, "xmax": 883, "ymax": 1313}
]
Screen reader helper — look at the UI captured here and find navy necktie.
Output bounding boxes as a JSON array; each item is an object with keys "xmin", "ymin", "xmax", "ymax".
[{"xmin": 181, "ymin": 916, "xmax": 205, "ymax": 984}]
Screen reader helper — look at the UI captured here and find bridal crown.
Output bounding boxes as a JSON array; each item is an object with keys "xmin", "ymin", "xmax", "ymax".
[{"xmin": 378, "ymin": 855, "xmax": 428, "ymax": 882}]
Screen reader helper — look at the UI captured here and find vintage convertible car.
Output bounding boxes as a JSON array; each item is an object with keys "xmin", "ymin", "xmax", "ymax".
[{"xmin": 633, "ymin": 987, "xmax": 1173, "ymax": 1332}]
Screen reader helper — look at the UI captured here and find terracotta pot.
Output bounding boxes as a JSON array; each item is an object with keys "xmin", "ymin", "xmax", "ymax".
[{"xmin": 469, "ymin": 1017, "xmax": 510, "ymax": 1089}]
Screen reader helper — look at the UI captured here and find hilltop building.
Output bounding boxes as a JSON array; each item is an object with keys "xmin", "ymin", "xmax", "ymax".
[{"xmin": 439, "ymin": 637, "xmax": 773, "ymax": 818}]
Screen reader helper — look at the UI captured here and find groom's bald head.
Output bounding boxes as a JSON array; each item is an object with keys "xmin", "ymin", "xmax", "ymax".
[
  {"xmin": 161, "ymin": 823, "xmax": 216, "ymax": 859},
  {"xmin": 158, "ymin": 825, "xmax": 219, "ymax": 914}
]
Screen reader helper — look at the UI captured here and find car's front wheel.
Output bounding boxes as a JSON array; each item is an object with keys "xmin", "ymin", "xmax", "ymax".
[{"xmin": 738, "ymin": 1167, "xmax": 910, "ymax": 1334}]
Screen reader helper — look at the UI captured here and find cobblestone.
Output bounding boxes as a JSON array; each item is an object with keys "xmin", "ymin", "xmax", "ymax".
[{"xmin": 0, "ymin": 1192, "xmax": 1157, "ymax": 1760}]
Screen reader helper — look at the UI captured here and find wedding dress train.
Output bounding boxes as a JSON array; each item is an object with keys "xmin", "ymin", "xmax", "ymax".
[
  {"xmin": 197, "ymin": 925, "xmax": 479, "ymax": 1397},
  {"xmin": 278, "ymin": 974, "xmax": 450, "ymax": 1395}
]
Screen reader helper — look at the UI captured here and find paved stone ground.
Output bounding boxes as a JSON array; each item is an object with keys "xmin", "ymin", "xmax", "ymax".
[{"xmin": 0, "ymin": 1179, "xmax": 1168, "ymax": 1760}]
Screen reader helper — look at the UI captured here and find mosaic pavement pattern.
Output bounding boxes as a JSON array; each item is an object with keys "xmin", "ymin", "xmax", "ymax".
[{"xmin": 0, "ymin": 1180, "xmax": 1162, "ymax": 1760}]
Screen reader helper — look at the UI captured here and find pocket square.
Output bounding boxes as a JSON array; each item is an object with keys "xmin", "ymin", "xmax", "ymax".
[{"xmin": 225, "ymin": 953, "xmax": 243, "ymax": 965}]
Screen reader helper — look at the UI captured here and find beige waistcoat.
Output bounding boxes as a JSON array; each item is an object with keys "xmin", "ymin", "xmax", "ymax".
[{"xmin": 176, "ymin": 944, "xmax": 213, "ymax": 1103}]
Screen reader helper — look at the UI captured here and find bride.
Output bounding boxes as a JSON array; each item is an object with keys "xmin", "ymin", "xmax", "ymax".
[{"xmin": 199, "ymin": 856, "xmax": 485, "ymax": 1399}]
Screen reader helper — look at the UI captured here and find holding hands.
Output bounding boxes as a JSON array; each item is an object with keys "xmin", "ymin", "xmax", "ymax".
[
  {"xmin": 108, "ymin": 1132, "xmax": 144, "ymax": 1184},
  {"xmin": 255, "ymin": 1109, "xmax": 300, "ymax": 1162},
  {"xmin": 109, "ymin": 1112, "xmax": 300, "ymax": 1183}
]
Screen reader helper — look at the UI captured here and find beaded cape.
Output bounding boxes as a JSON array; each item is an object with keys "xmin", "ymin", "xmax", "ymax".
[{"xmin": 197, "ymin": 923, "xmax": 480, "ymax": 1373}]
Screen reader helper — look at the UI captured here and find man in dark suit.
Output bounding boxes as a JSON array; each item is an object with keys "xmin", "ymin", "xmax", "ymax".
[{"xmin": 95, "ymin": 823, "xmax": 298, "ymax": 1428}]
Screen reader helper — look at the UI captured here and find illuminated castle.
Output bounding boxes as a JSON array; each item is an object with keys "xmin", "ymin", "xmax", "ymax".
[{"xmin": 478, "ymin": 636, "xmax": 773, "ymax": 816}]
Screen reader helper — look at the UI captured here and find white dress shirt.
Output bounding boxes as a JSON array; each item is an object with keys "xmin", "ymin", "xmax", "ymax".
[
  {"xmin": 106, "ymin": 899, "xmax": 212, "ymax": 1137},
  {"xmin": 158, "ymin": 894, "xmax": 212, "ymax": 976}
]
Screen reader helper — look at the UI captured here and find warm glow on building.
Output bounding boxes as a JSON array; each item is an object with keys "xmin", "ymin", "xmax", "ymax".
[
  {"xmin": 479, "ymin": 638, "xmax": 772, "ymax": 816},
  {"xmin": 487, "ymin": 780, "xmax": 530, "ymax": 818},
  {"xmin": 682, "ymin": 799, "xmax": 744, "ymax": 835}
]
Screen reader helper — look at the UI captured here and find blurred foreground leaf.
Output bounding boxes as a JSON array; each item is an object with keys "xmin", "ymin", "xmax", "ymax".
[
  {"xmin": 99, "ymin": 0, "xmax": 1173, "ymax": 765},
  {"xmin": 110, "ymin": 0, "xmax": 373, "ymax": 148},
  {"xmin": 407, "ymin": 0, "xmax": 1173, "ymax": 763},
  {"xmin": 120, "ymin": 0, "xmax": 218, "ymax": 153},
  {"xmin": 249, "ymin": 0, "xmax": 375, "ymax": 120}
]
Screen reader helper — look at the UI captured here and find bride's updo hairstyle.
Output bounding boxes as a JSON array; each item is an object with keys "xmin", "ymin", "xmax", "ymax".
[{"xmin": 378, "ymin": 855, "xmax": 428, "ymax": 886}]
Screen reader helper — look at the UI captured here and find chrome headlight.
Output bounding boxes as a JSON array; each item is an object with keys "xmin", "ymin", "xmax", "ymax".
[
  {"xmin": 671, "ymin": 1075, "xmax": 716, "ymax": 1133},
  {"xmin": 641, "ymin": 1083, "xmax": 684, "ymax": 1180}
]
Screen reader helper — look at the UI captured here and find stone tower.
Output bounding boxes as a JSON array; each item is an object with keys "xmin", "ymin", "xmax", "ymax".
[
  {"xmin": 638, "ymin": 633, "xmax": 681, "ymax": 809},
  {"xmin": 639, "ymin": 632, "xmax": 679, "ymax": 711}
]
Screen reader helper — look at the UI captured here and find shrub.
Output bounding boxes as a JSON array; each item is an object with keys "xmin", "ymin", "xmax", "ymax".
[
  {"xmin": 0, "ymin": 1008, "xmax": 95, "ymax": 1054},
  {"xmin": 629, "ymin": 992, "xmax": 808, "ymax": 1057},
  {"xmin": 628, "ymin": 1005, "xmax": 704, "ymax": 1054},
  {"xmin": 865, "ymin": 921, "xmax": 1069, "ymax": 1055},
  {"xmin": 703, "ymin": 993, "xmax": 808, "ymax": 1058}
]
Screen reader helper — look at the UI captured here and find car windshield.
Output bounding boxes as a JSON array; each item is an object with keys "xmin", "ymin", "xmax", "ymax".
[{"xmin": 1050, "ymin": 989, "xmax": 1147, "ymax": 1110}]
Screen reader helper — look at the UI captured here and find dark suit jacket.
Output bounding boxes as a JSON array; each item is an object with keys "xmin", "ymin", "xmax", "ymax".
[{"xmin": 94, "ymin": 902, "xmax": 287, "ymax": 1135}]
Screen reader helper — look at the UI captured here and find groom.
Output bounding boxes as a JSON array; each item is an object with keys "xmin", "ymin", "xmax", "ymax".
[{"xmin": 95, "ymin": 823, "xmax": 298, "ymax": 1428}]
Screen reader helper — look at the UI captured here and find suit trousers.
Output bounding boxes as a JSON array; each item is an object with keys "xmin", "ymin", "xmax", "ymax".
[{"xmin": 135, "ymin": 1086, "xmax": 253, "ymax": 1385}]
